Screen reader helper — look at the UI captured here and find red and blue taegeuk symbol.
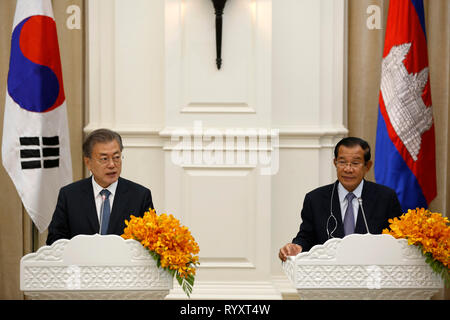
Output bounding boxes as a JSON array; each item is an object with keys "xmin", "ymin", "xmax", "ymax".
[{"xmin": 7, "ymin": 15, "xmax": 65, "ymax": 113}]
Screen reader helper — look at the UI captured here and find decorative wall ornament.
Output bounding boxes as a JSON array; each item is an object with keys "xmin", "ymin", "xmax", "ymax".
[{"xmin": 210, "ymin": 0, "xmax": 228, "ymax": 69}]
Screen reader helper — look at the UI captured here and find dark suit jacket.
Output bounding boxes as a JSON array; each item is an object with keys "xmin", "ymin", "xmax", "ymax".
[
  {"xmin": 46, "ymin": 176, "xmax": 154, "ymax": 245},
  {"xmin": 292, "ymin": 180, "xmax": 402, "ymax": 252}
]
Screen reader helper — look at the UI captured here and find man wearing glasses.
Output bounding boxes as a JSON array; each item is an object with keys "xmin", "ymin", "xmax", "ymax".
[
  {"xmin": 279, "ymin": 137, "xmax": 402, "ymax": 261},
  {"xmin": 47, "ymin": 129, "xmax": 154, "ymax": 245}
]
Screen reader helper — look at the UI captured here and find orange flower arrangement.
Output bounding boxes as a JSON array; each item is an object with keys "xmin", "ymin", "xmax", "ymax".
[
  {"xmin": 122, "ymin": 209, "xmax": 200, "ymax": 297},
  {"xmin": 383, "ymin": 208, "xmax": 449, "ymax": 287}
]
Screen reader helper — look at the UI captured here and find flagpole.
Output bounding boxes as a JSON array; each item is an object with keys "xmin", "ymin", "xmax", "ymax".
[
  {"xmin": 21, "ymin": 204, "xmax": 34, "ymax": 255},
  {"xmin": 32, "ymin": 221, "xmax": 38, "ymax": 252}
]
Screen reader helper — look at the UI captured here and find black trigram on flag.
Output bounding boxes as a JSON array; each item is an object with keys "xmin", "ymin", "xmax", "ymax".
[{"xmin": 20, "ymin": 136, "xmax": 60, "ymax": 169}]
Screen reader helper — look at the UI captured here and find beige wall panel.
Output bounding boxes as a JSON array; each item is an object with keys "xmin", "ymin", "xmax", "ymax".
[
  {"xmin": 0, "ymin": 0, "xmax": 85, "ymax": 298},
  {"xmin": 0, "ymin": 0, "xmax": 25, "ymax": 300}
]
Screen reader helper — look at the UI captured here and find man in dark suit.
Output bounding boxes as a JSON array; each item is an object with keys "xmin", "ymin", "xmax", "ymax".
[
  {"xmin": 278, "ymin": 137, "xmax": 402, "ymax": 261},
  {"xmin": 47, "ymin": 129, "xmax": 154, "ymax": 245}
]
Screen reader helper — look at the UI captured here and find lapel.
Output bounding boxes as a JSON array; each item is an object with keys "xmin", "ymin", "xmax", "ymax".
[
  {"xmin": 355, "ymin": 179, "xmax": 373, "ymax": 234},
  {"xmin": 107, "ymin": 177, "xmax": 129, "ymax": 232},
  {"xmin": 81, "ymin": 177, "xmax": 100, "ymax": 233}
]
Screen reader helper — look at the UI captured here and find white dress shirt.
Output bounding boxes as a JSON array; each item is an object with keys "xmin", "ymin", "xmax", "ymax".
[
  {"xmin": 91, "ymin": 176, "xmax": 118, "ymax": 223},
  {"xmin": 337, "ymin": 180, "xmax": 364, "ymax": 225}
]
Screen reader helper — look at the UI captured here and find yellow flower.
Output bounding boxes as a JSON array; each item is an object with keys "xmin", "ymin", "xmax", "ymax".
[
  {"xmin": 122, "ymin": 209, "xmax": 200, "ymax": 295},
  {"xmin": 382, "ymin": 208, "xmax": 449, "ymax": 268}
]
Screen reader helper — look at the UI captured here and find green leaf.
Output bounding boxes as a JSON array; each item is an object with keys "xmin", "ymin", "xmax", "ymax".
[
  {"xmin": 175, "ymin": 273, "xmax": 194, "ymax": 298},
  {"xmin": 417, "ymin": 247, "xmax": 450, "ymax": 288},
  {"xmin": 139, "ymin": 246, "xmax": 197, "ymax": 297}
]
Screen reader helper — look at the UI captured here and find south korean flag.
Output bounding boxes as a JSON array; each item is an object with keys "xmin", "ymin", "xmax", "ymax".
[{"xmin": 2, "ymin": 0, "xmax": 73, "ymax": 232}]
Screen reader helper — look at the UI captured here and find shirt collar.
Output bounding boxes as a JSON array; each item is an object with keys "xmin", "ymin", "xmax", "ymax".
[
  {"xmin": 338, "ymin": 179, "xmax": 364, "ymax": 202},
  {"xmin": 91, "ymin": 176, "xmax": 118, "ymax": 197}
]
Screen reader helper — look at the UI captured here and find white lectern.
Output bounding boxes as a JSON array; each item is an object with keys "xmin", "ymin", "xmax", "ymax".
[
  {"xmin": 282, "ymin": 234, "xmax": 443, "ymax": 299},
  {"xmin": 20, "ymin": 234, "xmax": 173, "ymax": 299}
]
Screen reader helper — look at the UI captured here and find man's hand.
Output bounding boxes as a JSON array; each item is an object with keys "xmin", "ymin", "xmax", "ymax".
[{"xmin": 279, "ymin": 243, "xmax": 302, "ymax": 262}]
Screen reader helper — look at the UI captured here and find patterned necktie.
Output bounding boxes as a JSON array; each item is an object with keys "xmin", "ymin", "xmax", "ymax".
[
  {"xmin": 343, "ymin": 192, "xmax": 356, "ymax": 236},
  {"xmin": 100, "ymin": 189, "xmax": 111, "ymax": 235}
]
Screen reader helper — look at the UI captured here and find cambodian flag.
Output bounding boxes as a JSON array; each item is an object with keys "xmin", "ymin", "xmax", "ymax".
[
  {"xmin": 2, "ymin": 0, "xmax": 72, "ymax": 232},
  {"xmin": 375, "ymin": 0, "xmax": 437, "ymax": 212}
]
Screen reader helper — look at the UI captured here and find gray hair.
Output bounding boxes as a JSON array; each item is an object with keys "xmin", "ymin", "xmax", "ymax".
[{"xmin": 82, "ymin": 128, "xmax": 123, "ymax": 158}]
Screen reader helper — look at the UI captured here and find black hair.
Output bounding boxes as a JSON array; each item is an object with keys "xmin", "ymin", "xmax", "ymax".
[{"xmin": 334, "ymin": 137, "xmax": 371, "ymax": 163}]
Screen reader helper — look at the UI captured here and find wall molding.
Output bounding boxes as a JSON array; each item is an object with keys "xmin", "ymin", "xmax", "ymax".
[
  {"xmin": 83, "ymin": 125, "xmax": 348, "ymax": 151},
  {"xmin": 166, "ymin": 281, "xmax": 282, "ymax": 300},
  {"xmin": 180, "ymin": 103, "xmax": 256, "ymax": 114}
]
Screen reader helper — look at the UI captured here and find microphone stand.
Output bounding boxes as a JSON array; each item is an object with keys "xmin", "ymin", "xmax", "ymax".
[{"xmin": 357, "ymin": 198, "xmax": 371, "ymax": 234}]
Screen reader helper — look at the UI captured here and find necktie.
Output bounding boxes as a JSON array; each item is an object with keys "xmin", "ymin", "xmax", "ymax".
[
  {"xmin": 343, "ymin": 192, "xmax": 356, "ymax": 236},
  {"xmin": 100, "ymin": 189, "xmax": 111, "ymax": 235}
]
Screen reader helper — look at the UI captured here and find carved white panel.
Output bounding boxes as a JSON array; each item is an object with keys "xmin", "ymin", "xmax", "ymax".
[
  {"xmin": 165, "ymin": 0, "xmax": 271, "ymax": 128},
  {"xmin": 86, "ymin": 0, "xmax": 164, "ymax": 131},
  {"xmin": 181, "ymin": 166, "xmax": 257, "ymax": 269},
  {"xmin": 282, "ymin": 234, "xmax": 443, "ymax": 300},
  {"xmin": 272, "ymin": 0, "xmax": 346, "ymax": 128},
  {"xmin": 168, "ymin": 0, "xmax": 257, "ymax": 113},
  {"xmin": 20, "ymin": 235, "xmax": 173, "ymax": 300},
  {"xmin": 114, "ymin": 0, "xmax": 165, "ymax": 128},
  {"xmin": 180, "ymin": 0, "xmax": 255, "ymax": 113}
]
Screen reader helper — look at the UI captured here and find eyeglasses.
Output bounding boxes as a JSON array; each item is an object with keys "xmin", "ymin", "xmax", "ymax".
[
  {"xmin": 94, "ymin": 155, "xmax": 123, "ymax": 165},
  {"xmin": 335, "ymin": 160, "xmax": 364, "ymax": 169}
]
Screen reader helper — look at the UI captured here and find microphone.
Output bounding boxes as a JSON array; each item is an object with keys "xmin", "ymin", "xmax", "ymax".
[{"xmin": 357, "ymin": 197, "xmax": 371, "ymax": 234}]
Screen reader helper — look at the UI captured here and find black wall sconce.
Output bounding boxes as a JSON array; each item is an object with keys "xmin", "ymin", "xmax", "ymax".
[{"xmin": 211, "ymin": 0, "xmax": 228, "ymax": 70}]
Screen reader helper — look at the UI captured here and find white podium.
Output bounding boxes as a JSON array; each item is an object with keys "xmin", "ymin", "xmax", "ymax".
[
  {"xmin": 20, "ymin": 234, "xmax": 173, "ymax": 299},
  {"xmin": 282, "ymin": 234, "xmax": 443, "ymax": 299}
]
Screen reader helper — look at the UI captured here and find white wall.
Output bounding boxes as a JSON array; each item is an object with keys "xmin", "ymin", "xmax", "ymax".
[{"xmin": 86, "ymin": 0, "xmax": 347, "ymax": 299}]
